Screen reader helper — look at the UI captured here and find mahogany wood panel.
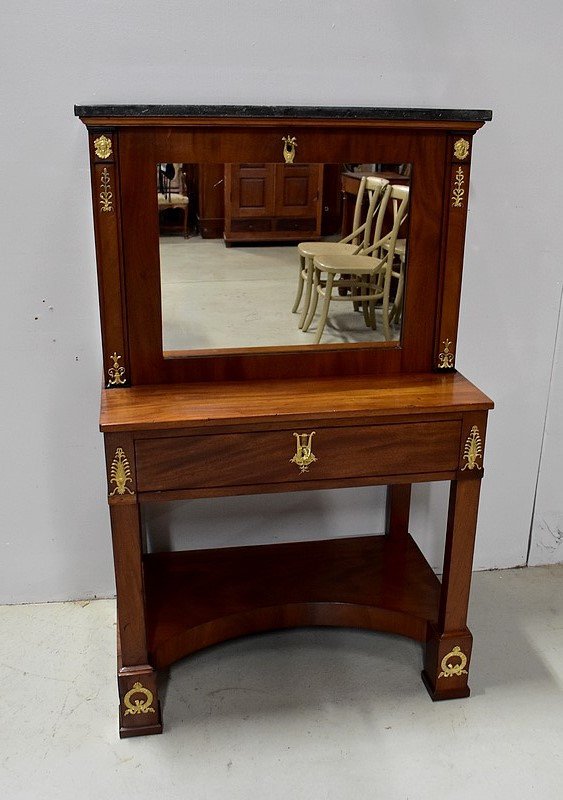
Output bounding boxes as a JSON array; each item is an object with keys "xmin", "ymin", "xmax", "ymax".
[
  {"xmin": 386, "ymin": 484, "xmax": 412, "ymax": 538},
  {"xmin": 88, "ymin": 132, "xmax": 129, "ymax": 386},
  {"xmin": 433, "ymin": 133, "xmax": 474, "ymax": 371},
  {"xmin": 109, "ymin": 502, "xmax": 148, "ymax": 666},
  {"xmin": 439, "ymin": 478, "xmax": 482, "ymax": 632},
  {"xmin": 143, "ymin": 534, "xmax": 441, "ymax": 669},
  {"xmin": 137, "ymin": 471, "xmax": 456, "ymax": 503},
  {"xmin": 100, "ymin": 372, "xmax": 493, "ymax": 432},
  {"xmin": 197, "ymin": 163, "xmax": 225, "ymax": 238},
  {"xmin": 80, "ymin": 115, "xmax": 486, "ymax": 132},
  {"xmin": 134, "ymin": 421, "xmax": 461, "ymax": 492}
]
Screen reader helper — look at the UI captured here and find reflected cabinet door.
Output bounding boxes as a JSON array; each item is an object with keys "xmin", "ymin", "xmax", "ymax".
[
  {"xmin": 273, "ymin": 163, "xmax": 323, "ymax": 218},
  {"xmin": 226, "ymin": 164, "xmax": 276, "ymax": 218}
]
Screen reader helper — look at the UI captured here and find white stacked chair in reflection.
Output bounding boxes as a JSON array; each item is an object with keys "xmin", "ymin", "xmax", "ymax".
[
  {"xmin": 292, "ymin": 176, "xmax": 389, "ymax": 329},
  {"xmin": 302, "ymin": 184, "xmax": 409, "ymax": 344},
  {"xmin": 381, "ymin": 191, "xmax": 409, "ymax": 327}
]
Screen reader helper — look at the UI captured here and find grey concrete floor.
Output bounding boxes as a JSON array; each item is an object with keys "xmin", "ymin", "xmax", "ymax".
[
  {"xmin": 160, "ymin": 236, "xmax": 400, "ymax": 350},
  {"xmin": 2, "ymin": 564, "xmax": 563, "ymax": 799}
]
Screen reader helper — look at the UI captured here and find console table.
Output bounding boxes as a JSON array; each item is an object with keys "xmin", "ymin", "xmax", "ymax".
[{"xmin": 75, "ymin": 104, "xmax": 493, "ymax": 737}]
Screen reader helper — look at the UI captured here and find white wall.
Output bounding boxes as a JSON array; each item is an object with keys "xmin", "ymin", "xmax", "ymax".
[
  {"xmin": 2, "ymin": 1, "xmax": 562, "ymax": 603},
  {"xmin": 529, "ymin": 297, "xmax": 563, "ymax": 564}
]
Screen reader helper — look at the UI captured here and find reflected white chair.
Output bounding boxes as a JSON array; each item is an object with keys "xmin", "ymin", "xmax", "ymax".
[
  {"xmin": 292, "ymin": 176, "xmax": 389, "ymax": 328},
  {"xmin": 303, "ymin": 185, "xmax": 409, "ymax": 344},
  {"xmin": 381, "ymin": 191, "xmax": 409, "ymax": 325}
]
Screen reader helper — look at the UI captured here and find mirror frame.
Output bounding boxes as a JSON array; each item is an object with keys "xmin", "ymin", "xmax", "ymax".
[{"xmin": 77, "ymin": 106, "xmax": 490, "ymax": 385}]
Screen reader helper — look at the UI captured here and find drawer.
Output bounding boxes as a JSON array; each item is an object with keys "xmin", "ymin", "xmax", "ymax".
[
  {"xmin": 230, "ymin": 218, "xmax": 272, "ymax": 233},
  {"xmin": 135, "ymin": 421, "xmax": 461, "ymax": 492},
  {"xmin": 274, "ymin": 218, "xmax": 317, "ymax": 232}
]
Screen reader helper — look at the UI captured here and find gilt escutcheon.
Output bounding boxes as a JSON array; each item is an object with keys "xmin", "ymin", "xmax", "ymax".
[
  {"xmin": 290, "ymin": 432, "xmax": 317, "ymax": 473},
  {"xmin": 282, "ymin": 135, "xmax": 297, "ymax": 164}
]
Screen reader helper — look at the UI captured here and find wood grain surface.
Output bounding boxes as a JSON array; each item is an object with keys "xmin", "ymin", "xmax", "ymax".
[
  {"xmin": 143, "ymin": 534, "xmax": 441, "ymax": 669},
  {"xmin": 101, "ymin": 371, "xmax": 492, "ymax": 432}
]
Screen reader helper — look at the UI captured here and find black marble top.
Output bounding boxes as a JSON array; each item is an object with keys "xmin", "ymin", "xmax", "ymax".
[{"xmin": 74, "ymin": 104, "xmax": 492, "ymax": 122}]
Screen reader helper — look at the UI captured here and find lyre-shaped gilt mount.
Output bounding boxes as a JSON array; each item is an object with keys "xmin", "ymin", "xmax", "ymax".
[
  {"xmin": 290, "ymin": 431, "xmax": 317, "ymax": 473},
  {"xmin": 282, "ymin": 135, "xmax": 297, "ymax": 164}
]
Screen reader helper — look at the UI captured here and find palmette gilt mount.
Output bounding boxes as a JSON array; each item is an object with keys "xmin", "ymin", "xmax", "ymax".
[
  {"xmin": 94, "ymin": 134, "xmax": 113, "ymax": 159},
  {"xmin": 451, "ymin": 167, "xmax": 465, "ymax": 208},
  {"xmin": 99, "ymin": 167, "xmax": 113, "ymax": 212},
  {"xmin": 461, "ymin": 426, "xmax": 483, "ymax": 471},
  {"xmin": 123, "ymin": 682, "xmax": 156, "ymax": 716},
  {"xmin": 109, "ymin": 447, "xmax": 135, "ymax": 496},
  {"xmin": 438, "ymin": 646, "xmax": 469, "ymax": 678}
]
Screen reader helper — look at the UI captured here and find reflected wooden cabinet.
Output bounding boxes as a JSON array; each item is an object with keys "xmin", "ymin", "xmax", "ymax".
[
  {"xmin": 198, "ymin": 162, "xmax": 340, "ymax": 239},
  {"xmin": 224, "ymin": 162, "xmax": 323, "ymax": 243},
  {"xmin": 76, "ymin": 104, "xmax": 493, "ymax": 737}
]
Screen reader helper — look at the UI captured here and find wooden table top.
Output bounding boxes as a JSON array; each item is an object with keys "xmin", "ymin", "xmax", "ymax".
[{"xmin": 100, "ymin": 372, "xmax": 493, "ymax": 432}]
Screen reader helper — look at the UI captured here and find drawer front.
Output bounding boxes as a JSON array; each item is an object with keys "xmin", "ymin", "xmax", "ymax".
[
  {"xmin": 230, "ymin": 218, "xmax": 272, "ymax": 233},
  {"xmin": 135, "ymin": 422, "xmax": 461, "ymax": 492},
  {"xmin": 274, "ymin": 217, "xmax": 316, "ymax": 232}
]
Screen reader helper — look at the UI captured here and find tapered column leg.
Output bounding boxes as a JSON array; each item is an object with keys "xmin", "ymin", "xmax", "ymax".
[
  {"xmin": 422, "ymin": 476, "xmax": 482, "ymax": 701},
  {"xmin": 105, "ymin": 434, "xmax": 163, "ymax": 737},
  {"xmin": 385, "ymin": 484, "xmax": 412, "ymax": 539}
]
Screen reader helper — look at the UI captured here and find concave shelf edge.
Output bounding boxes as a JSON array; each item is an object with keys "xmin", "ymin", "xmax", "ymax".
[{"xmin": 143, "ymin": 534, "xmax": 441, "ymax": 669}]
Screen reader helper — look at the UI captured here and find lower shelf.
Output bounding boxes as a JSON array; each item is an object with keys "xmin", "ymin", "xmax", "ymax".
[{"xmin": 144, "ymin": 534, "xmax": 441, "ymax": 669}]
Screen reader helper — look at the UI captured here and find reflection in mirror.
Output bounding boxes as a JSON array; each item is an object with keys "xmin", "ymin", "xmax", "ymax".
[{"xmin": 158, "ymin": 162, "xmax": 410, "ymax": 353}]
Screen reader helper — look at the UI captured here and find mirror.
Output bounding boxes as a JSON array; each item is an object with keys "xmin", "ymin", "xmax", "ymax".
[{"xmin": 157, "ymin": 162, "xmax": 411, "ymax": 354}]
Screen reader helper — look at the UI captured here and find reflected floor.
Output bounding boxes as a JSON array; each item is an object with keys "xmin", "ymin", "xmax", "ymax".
[{"xmin": 160, "ymin": 236, "xmax": 401, "ymax": 351}]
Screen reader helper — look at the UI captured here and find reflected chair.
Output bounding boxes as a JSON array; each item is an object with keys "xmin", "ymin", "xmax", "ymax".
[
  {"xmin": 292, "ymin": 176, "xmax": 389, "ymax": 328},
  {"xmin": 381, "ymin": 191, "xmax": 409, "ymax": 325},
  {"xmin": 303, "ymin": 184, "xmax": 409, "ymax": 344}
]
